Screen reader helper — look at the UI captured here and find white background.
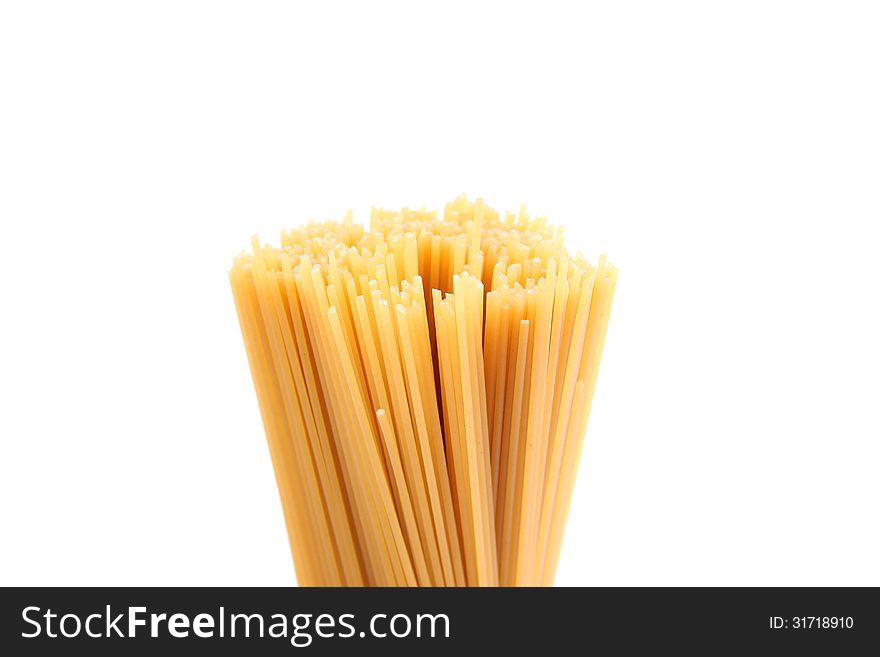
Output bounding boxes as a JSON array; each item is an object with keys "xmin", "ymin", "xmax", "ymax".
[{"xmin": 1, "ymin": 1, "xmax": 878, "ymax": 586}]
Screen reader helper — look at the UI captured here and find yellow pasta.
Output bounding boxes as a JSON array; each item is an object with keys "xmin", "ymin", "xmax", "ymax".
[{"xmin": 229, "ymin": 195, "xmax": 617, "ymax": 586}]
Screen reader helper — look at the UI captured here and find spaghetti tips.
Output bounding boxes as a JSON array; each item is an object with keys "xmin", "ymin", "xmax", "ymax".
[{"xmin": 230, "ymin": 196, "xmax": 616, "ymax": 586}]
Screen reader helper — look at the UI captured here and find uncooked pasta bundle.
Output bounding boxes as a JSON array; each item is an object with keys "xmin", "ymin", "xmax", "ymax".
[{"xmin": 229, "ymin": 196, "xmax": 616, "ymax": 586}]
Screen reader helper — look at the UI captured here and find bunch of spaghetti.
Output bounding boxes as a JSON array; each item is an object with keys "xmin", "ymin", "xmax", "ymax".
[{"xmin": 230, "ymin": 196, "xmax": 616, "ymax": 586}]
